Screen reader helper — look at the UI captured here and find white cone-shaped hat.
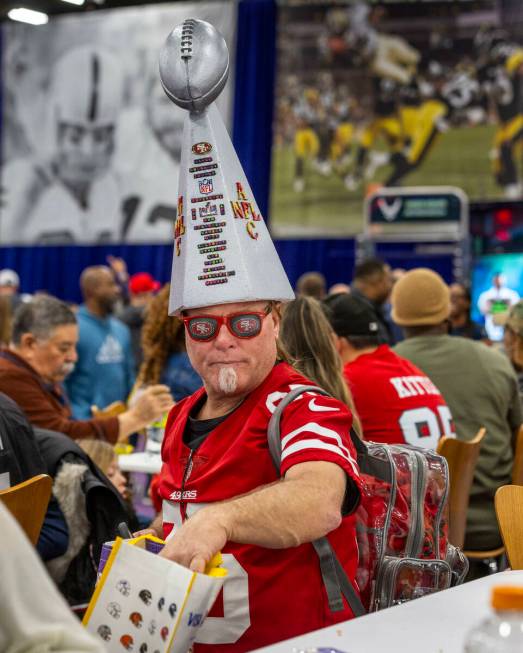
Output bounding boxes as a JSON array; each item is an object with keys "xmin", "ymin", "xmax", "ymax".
[{"xmin": 159, "ymin": 19, "xmax": 294, "ymax": 315}]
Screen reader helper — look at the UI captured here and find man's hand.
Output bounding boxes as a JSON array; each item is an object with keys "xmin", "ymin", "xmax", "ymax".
[
  {"xmin": 107, "ymin": 255, "xmax": 129, "ymax": 284},
  {"xmin": 117, "ymin": 385, "xmax": 174, "ymax": 440},
  {"xmin": 159, "ymin": 505, "xmax": 229, "ymax": 573},
  {"xmin": 132, "ymin": 385, "xmax": 174, "ymax": 424}
]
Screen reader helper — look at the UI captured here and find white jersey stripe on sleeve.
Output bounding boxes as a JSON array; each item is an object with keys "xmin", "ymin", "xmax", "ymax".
[
  {"xmin": 281, "ymin": 421, "xmax": 359, "ymax": 476},
  {"xmin": 281, "ymin": 439, "xmax": 359, "ymax": 476},
  {"xmin": 282, "ymin": 421, "xmax": 351, "ymax": 458}
]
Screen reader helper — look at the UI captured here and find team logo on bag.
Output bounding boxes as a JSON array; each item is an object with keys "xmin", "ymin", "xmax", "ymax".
[
  {"xmin": 130, "ymin": 612, "xmax": 143, "ymax": 628},
  {"xmin": 139, "ymin": 589, "xmax": 152, "ymax": 605},
  {"xmin": 97, "ymin": 625, "xmax": 112, "ymax": 641},
  {"xmin": 187, "ymin": 612, "xmax": 203, "ymax": 627},
  {"xmin": 107, "ymin": 601, "xmax": 121, "ymax": 619},
  {"xmin": 116, "ymin": 579, "xmax": 131, "ymax": 596},
  {"xmin": 120, "ymin": 634, "xmax": 134, "ymax": 650}
]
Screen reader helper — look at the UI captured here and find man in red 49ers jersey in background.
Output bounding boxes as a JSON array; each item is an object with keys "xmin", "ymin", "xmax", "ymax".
[
  {"xmin": 148, "ymin": 46, "xmax": 363, "ymax": 652},
  {"xmin": 324, "ymin": 292, "xmax": 455, "ymax": 447}
]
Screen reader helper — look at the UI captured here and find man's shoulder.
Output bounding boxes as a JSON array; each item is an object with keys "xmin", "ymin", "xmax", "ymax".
[
  {"xmin": 0, "ymin": 354, "xmax": 34, "ymax": 380},
  {"xmin": 475, "ymin": 341, "xmax": 517, "ymax": 373},
  {"xmin": 259, "ymin": 363, "xmax": 350, "ymax": 417},
  {"xmin": 0, "ymin": 391, "xmax": 27, "ymax": 418},
  {"xmin": 109, "ymin": 315, "xmax": 132, "ymax": 339}
]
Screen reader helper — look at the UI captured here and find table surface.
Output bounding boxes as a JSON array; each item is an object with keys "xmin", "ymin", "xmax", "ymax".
[
  {"xmin": 118, "ymin": 452, "xmax": 162, "ymax": 474},
  {"xmin": 253, "ymin": 570, "xmax": 523, "ymax": 653}
]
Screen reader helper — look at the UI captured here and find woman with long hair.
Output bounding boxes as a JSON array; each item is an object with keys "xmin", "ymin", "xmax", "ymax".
[
  {"xmin": 0, "ymin": 296, "xmax": 12, "ymax": 346},
  {"xmin": 280, "ymin": 295, "xmax": 362, "ymax": 435},
  {"xmin": 137, "ymin": 283, "xmax": 201, "ymax": 400}
]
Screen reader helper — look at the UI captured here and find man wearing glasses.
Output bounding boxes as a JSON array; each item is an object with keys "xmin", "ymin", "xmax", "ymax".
[
  {"xmin": 149, "ymin": 39, "xmax": 362, "ymax": 648},
  {"xmin": 152, "ymin": 298, "xmax": 362, "ymax": 652}
]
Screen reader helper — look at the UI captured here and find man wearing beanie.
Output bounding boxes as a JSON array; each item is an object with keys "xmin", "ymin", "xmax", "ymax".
[
  {"xmin": 324, "ymin": 293, "xmax": 454, "ymax": 448},
  {"xmin": 394, "ymin": 268, "xmax": 521, "ymax": 555}
]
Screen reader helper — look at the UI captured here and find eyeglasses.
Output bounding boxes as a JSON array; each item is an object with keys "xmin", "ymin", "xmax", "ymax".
[{"xmin": 183, "ymin": 305, "xmax": 272, "ymax": 342}]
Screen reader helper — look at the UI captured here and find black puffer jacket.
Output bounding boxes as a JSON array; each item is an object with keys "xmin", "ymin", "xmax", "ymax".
[{"xmin": 34, "ymin": 428, "xmax": 137, "ymax": 605}]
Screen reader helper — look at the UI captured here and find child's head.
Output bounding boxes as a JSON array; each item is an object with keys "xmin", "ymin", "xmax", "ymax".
[{"xmin": 78, "ymin": 439, "xmax": 127, "ymax": 497}]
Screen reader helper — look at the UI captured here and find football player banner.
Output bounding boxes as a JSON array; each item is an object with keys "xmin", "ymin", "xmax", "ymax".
[{"xmin": 83, "ymin": 534, "xmax": 227, "ymax": 653}]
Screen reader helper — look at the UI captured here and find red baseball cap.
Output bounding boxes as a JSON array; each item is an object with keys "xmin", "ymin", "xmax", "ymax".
[{"xmin": 128, "ymin": 272, "xmax": 161, "ymax": 295}]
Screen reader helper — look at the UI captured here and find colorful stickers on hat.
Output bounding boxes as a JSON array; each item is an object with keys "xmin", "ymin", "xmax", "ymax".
[
  {"xmin": 169, "ymin": 101, "xmax": 293, "ymax": 316},
  {"xmin": 230, "ymin": 181, "xmax": 261, "ymax": 240},
  {"xmin": 191, "ymin": 142, "xmax": 212, "ymax": 155},
  {"xmin": 174, "ymin": 196, "xmax": 186, "ymax": 257}
]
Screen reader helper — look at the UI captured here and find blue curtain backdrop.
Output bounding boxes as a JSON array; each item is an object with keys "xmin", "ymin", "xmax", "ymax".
[{"xmin": 0, "ymin": 0, "xmax": 452, "ymax": 302}]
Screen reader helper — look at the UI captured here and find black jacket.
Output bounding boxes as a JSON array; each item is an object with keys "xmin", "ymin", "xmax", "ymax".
[
  {"xmin": 34, "ymin": 428, "xmax": 137, "ymax": 604},
  {"xmin": 0, "ymin": 392, "xmax": 47, "ymax": 488}
]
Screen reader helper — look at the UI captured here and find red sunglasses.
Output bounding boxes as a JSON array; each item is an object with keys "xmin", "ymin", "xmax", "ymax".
[{"xmin": 183, "ymin": 305, "xmax": 272, "ymax": 342}]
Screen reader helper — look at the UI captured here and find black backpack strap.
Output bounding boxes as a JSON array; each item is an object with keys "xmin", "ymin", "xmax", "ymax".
[{"xmin": 267, "ymin": 384, "xmax": 366, "ymax": 617}]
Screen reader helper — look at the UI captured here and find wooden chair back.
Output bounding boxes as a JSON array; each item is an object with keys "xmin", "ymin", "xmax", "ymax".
[
  {"xmin": 0, "ymin": 474, "xmax": 53, "ymax": 545},
  {"xmin": 495, "ymin": 485, "xmax": 523, "ymax": 569},
  {"xmin": 437, "ymin": 428, "xmax": 486, "ymax": 549},
  {"xmin": 91, "ymin": 400, "xmax": 127, "ymax": 419},
  {"xmin": 511, "ymin": 424, "xmax": 523, "ymax": 485}
]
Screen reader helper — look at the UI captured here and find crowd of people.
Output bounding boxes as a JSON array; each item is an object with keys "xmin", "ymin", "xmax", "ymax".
[
  {"xmin": 0, "ymin": 258, "xmax": 520, "ymax": 582},
  {"xmin": 0, "ymin": 30, "xmax": 522, "ymax": 645},
  {"xmin": 276, "ymin": 4, "xmax": 523, "ymax": 199}
]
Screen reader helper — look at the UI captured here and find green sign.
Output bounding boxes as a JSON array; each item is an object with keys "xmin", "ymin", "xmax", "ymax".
[{"xmin": 368, "ymin": 191, "xmax": 464, "ymax": 225}]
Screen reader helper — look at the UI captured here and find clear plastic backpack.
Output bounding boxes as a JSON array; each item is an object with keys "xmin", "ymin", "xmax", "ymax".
[{"xmin": 267, "ymin": 386, "xmax": 469, "ymax": 616}]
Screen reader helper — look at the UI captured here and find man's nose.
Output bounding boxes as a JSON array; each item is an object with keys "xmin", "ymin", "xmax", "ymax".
[
  {"xmin": 213, "ymin": 322, "xmax": 235, "ymax": 347},
  {"xmin": 79, "ymin": 136, "xmax": 97, "ymax": 158}
]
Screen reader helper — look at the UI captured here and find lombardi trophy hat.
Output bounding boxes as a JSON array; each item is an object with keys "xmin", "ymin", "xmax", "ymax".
[{"xmin": 159, "ymin": 19, "xmax": 294, "ymax": 315}]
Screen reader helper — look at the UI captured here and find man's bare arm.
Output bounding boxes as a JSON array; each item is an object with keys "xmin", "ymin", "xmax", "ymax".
[{"xmin": 159, "ymin": 460, "xmax": 348, "ymax": 572}]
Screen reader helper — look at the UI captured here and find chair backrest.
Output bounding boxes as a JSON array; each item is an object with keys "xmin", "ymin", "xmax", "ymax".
[
  {"xmin": 91, "ymin": 400, "xmax": 127, "ymax": 419},
  {"xmin": 436, "ymin": 428, "xmax": 486, "ymax": 549},
  {"xmin": 512, "ymin": 424, "xmax": 523, "ymax": 485},
  {"xmin": 495, "ymin": 484, "xmax": 523, "ymax": 569},
  {"xmin": 0, "ymin": 474, "xmax": 53, "ymax": 545}
]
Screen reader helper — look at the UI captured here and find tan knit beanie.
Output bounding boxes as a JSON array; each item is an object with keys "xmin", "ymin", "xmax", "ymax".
[{"xmin": 391, "ymin": 268, "xmax": 450, "ymax": 326}]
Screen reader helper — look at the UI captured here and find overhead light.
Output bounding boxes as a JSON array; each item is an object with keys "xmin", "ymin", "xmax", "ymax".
[
  {"xmin": 60, "ymin": 0, "xmax": 86, "ymax": 4},
  {"xmin": 7, "ymin": 8, "xmax": 49, "ymax": 25}
]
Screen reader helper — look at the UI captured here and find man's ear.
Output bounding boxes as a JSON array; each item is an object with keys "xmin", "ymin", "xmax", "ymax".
[
  {"xmin": 331, "ymin": 332, "xmax": 343, "ymax": 356},
  {"xmin": 271, "ymin": 303, "xmax": 282, "ymax": 338},
  {"xmin": 273, "ymin": 314, "xmax": 280, "ymax": 339},
  {"xmin": 18, "ymin": 333, "xmax": 37, "ymax": 351}
]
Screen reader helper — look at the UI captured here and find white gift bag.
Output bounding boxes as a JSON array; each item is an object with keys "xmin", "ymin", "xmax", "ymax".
[{"xmin": 83, "ymin": 536, "xmax": 226, "ymax": 653}]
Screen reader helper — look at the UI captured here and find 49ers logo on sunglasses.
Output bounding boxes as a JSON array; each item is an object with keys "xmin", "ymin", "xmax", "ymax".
[
  {"xmin": 235, "ymin": 316, "xmax": 259, "ymax": 334},
  {"xmin": 183, "ymin": 309, "xmax": 269, "ymax": 341},
  {"xmin": 194, "ymin": 320, "xmax": 213, "ymax": 337}
]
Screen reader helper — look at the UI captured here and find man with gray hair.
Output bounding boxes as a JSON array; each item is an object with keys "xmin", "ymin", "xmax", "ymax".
[{"xmin": 0, "ymin": 295, "xmax": 173, "ymax": 442}]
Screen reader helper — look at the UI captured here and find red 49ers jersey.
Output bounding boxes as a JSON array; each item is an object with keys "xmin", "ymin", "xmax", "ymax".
[
  {"xmin": 157, "ymin": 362, "xmax": 361, "ymax": 653},
  {"xmin": 344, "ymin": 345, "xmax": 455, "ymax": 447}
]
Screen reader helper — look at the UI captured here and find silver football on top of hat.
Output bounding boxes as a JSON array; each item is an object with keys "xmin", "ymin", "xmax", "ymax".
[{"xmin": 159, "ymin": 18, "xmax": 229, "ymax": 112}]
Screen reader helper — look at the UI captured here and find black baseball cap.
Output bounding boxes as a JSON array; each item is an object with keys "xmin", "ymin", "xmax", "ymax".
[{"xmin": 323, "ymin": 293, "xmax": 380, "ymax": 339}]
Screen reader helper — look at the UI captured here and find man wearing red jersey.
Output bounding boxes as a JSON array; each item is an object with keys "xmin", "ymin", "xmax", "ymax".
[
  {"xmin": 154, "ymin": 301, "xmax": 362, "ymax": 652},
  {"xmin": 149, "ymin": 57, "xmax": 363, "ymax": 653},
  {"xmin": 324, "ymin": 293, "xmax": 455, "ymax": 447}
]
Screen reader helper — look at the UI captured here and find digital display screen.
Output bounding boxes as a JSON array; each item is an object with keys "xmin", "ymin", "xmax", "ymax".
[{"xmin": 470, "ymin": 253, "xmax": 523, "ymax": 341}]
